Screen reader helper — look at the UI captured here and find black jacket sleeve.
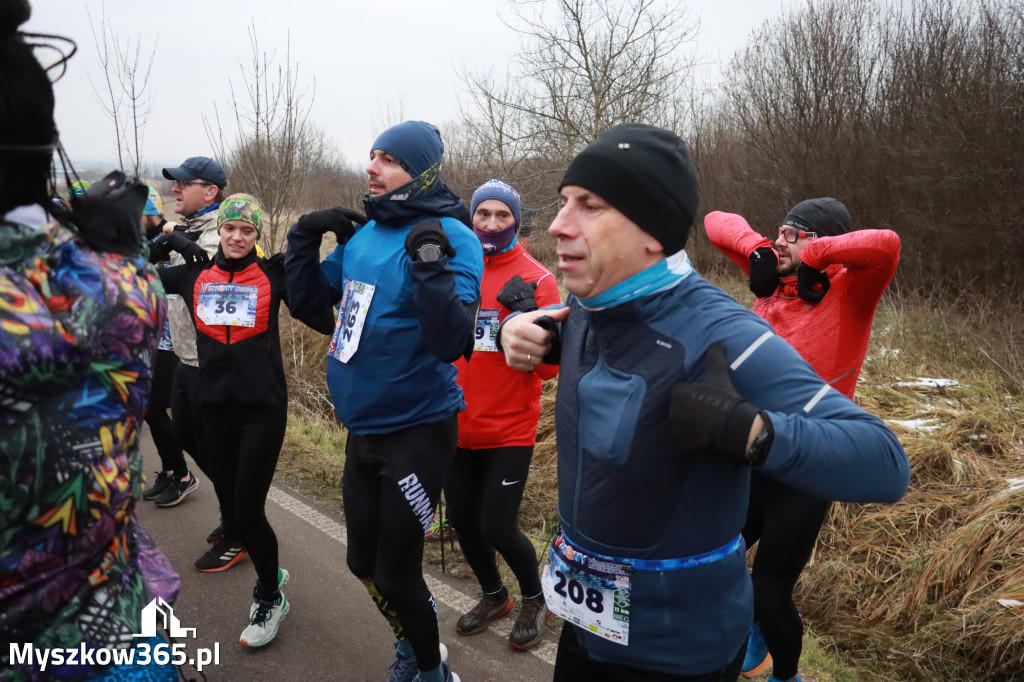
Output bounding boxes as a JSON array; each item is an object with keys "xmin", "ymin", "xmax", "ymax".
[
  {"xmin": 284, "ymin": 224, "xmax": 344, "ymax": 325},
  {"xmin": 409, "ymin": 258, "xmax": 478, "ymax": 363},
  {"xmin": 269, "ymin": 252, "xmax": 336, "ymax": 335}
]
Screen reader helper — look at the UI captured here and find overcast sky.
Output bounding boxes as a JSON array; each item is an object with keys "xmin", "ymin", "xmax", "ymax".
[{"xmin": 25, "ymin": 0, "xmax": 793, "ymax": 172}]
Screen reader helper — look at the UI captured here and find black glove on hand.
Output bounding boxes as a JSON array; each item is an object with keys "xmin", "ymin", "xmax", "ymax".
[
  {"xmin": 296, "ymin": 207, "xmax": 365, "ymax": 245},
  {"xmin": 669, "ymin": 343, "xmax": 765, "ymax": 464},
  {"xmin": 405, "ymin": 218, "xmax": 455, "ymax": 262},
  {"xmin": 748, "ymin": 247, "xmax": 780, "ymax": 298},
  {"xmin": 166, "ymin": 232, "xmax": 209, "ymax": 265},
  {"xmin": 497, "ymin": 275, "xmax": 539, "ymax": 313},
  {"xmin": 796, "ymin": 263, "xmax": 831, "ymax": 303}
]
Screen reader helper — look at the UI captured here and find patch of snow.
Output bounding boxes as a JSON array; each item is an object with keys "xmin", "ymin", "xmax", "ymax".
[
  {"xmin": 1007, "ymin": 478, "xmax": 1024, "ymax": 492},
  {"xmin": 969, "ymin": 434, "xmax": 988, "ymax": 441},
  {"xmin": 887, "ymin": 418, "xmax": 943, "ymax": 434},
  {"xmin": 997, "ymin": 599, "xmax": 1024, "ymax": 608},
  {"xmin": 893, "ymin": 378, "xmax": 960, "ymax": 389}
]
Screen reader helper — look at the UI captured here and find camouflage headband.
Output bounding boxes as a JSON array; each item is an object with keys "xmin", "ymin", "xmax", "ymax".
[{"xmin": 217, "ymin": 193, "xmax": 263, "ymax": 236}]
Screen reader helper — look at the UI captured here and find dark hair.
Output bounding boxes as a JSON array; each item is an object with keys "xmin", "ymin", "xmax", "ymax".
[{"xmin": 0, "ymin": 1, "xmax": 58, "ymax": 215}]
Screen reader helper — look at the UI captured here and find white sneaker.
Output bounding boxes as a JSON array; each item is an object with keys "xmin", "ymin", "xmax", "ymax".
[
  {"xmin": 250, "ymin": 568, "xmax": 290, "ymax": 619},
  {"xmin": 240, "ymin": 589, "xmax": 290, "ymax": 647}
]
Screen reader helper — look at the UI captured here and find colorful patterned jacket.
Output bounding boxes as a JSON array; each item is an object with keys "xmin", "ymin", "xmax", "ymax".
[{"xmin": 0, "ymin": 207, "xmax": 170, "ymax": 681}]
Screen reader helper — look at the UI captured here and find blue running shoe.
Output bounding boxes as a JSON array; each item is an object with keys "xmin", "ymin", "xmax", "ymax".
[
  {"xmin": 768, "ymin": 676, "xmax": 800, "ymax": 682},
  {"xmin": 741, "ymin": 622, "xmax": 773, "ymax": 678},
  {"xmin": 387, "ymin": 641, "xmax": 449, "ymax": 682}
]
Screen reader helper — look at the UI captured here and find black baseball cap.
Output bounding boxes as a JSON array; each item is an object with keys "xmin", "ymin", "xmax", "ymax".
[{"xmin": 162, "ymin": 156, "xmax": 227, "ymax": 189}]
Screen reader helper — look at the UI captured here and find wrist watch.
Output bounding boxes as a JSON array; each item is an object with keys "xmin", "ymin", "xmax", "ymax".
[
  {"xmin": 416, "ymin": 243, "xmax": 444, "ymax": 262},
  {"xmin": 745, "ymin": 415, "xmax": 774, "ymax": 467}
]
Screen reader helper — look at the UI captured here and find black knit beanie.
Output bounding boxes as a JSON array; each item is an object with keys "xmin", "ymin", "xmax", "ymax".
[
  {"xmin": 559, "ymin": 123, "xmax": 700, "ymax": 254},
  {"xmin": 783, "ymin": 198, "xmax": 852, "ymax": 237}
]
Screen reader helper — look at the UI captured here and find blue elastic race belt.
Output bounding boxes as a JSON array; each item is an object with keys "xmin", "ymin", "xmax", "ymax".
[{"xmin": 561, "ymin": 531, "xmax": 743, "ymax": 571}]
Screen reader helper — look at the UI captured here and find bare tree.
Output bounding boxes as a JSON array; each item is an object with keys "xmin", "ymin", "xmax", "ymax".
[
  {"xmin": 460, "ymin": 0, "xmax": 699, "ymax": 228},
  {"xmin": 206, "ymin": 25, "xmax": 330, "ymax": 254},
  {"xmin": 464, "ymin": 0, "xmax": 697, "ymax": 159},
  {"xmin": 87, "ymin": 4, "xmax": 156, "ymax": 177}
]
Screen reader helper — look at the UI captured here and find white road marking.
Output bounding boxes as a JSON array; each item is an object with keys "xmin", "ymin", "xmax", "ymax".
[{"xmin": 267, "ymin": 486, "xmax": 558, "ymax": 666}]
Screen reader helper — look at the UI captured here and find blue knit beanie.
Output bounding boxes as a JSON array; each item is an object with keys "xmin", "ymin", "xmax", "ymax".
[
  {"xmin": 470, "ymin": 179, "xmax": 522, "ymax": 232},
  {"xmin": 371, "ymin": 121, "xmax": 445, "ymax": 178}
]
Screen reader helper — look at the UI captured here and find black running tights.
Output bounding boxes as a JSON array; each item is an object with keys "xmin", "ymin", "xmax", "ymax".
[
  {"xmin": 445, "ymin": 445, "xmax": 542, "ymax": 597},
  {"xmin": 742, "ymin": 471, "xmax": 832, "ymax": 681},
  {"xmin": 170, "ymin": 363, "xmax": 214, "ymax": 480},
  {"xmin": 203, "ymin": 404, "xmax": 287, "ymax": 599},
  {"xmin": 145, "ymin": 349, "xmax": 186, "ymax": 477},
  {"xmin": 343, "ymin": 416, "xmax": 457, "ymax": 673}
]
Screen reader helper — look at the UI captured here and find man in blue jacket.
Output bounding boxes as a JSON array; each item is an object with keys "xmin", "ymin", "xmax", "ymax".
[
  {"xmin": 285, "ymin": 121, "xmax": 482, "ymax": 682},
  {"xmin": 499, "ymin": 123, "xmax": 910, "ymax": 681}
]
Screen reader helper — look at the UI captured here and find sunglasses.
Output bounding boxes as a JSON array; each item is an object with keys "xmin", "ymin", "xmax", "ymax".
[
  {"xmin": 173, "ymin": 179, "xmax": 214, "ymax": 189},
  {"xmin": 778, "ymin": 226, "xmax": 818, "ymax": 243}
]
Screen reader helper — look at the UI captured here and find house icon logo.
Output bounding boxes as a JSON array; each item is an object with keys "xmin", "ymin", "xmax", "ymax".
[{"xmin": 134, "ymin": 597, "xmax": 197, "ymax": 639}]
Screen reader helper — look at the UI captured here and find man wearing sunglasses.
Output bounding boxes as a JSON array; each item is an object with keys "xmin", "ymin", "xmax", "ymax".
[
  {"xmin": 703, "ymin": 199, "xmax": 900, "ymax": 682},
  {"xmin": 144, "ymin": 157, "xmax": 236, "ymax": 563}
]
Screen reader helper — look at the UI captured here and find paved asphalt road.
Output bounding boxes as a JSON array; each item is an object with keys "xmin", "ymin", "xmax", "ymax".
[{"xmin": 137, "ymin": 434, "xmax": 559, "ymax": 681}]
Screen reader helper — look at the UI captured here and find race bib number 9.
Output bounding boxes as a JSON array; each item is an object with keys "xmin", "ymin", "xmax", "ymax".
[
  {"xmin": 474, "ymin": 309, "xmax": 500, "ymax": 353},
  {"xmin": 541, "ymin": 533, "xmax": 632, "ymax": 646},
  {"xmin": 197, "ymin": 283, "xmax": 258, "ymax": 327},
  {"xmin": 328, "ymin": 279, "xmax": 375, "ymax": 363}
]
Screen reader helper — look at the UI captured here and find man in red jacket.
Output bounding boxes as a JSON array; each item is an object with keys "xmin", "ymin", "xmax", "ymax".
[
  {"xmin": 447, "ymin": 179, "xmax": 561, "ymax": 651},
  {"xmin": 704, "ymin": 198, "xmax": 900, "ymax": 682}
]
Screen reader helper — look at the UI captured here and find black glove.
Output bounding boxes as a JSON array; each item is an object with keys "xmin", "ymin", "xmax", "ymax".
[
  {"xmin": 669, "ymin": 343, "xmax": 768, "ymax": 464},
  {"xmin": 165, "ymin": 231, "xmax": 209, "ymax": 266},
  {"xmin": 796, "ymin": 263, "xmax": 831, "ymax": 303},
  {"xmin": 405, "ymin": 218, "xmax": 455, "ymax": 262},
  {"xmin": 748, "ymin": 247, "xmax": 780, "ymax": 298},
  {"xmin": 497, "ymin": 275, "xmax": 539, "ymax": 313},
  {"xmin": 296, "ymin": 207, "xmax": 366, "ymax": 245},
  {"xmin": 533, "ymin": 314, "xmax": 562, "ymax": 365}
]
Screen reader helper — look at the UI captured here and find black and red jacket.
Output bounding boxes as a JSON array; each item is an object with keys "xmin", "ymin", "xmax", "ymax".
[{"xmin": 160, "ymin": 248, "xmax": 291, "ymax": 408}]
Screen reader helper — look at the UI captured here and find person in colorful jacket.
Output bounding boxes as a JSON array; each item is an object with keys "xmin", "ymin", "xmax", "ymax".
[
  {"xmin": 446, "ymin": 180, "xmax": 560, "ymax": 650},
  {"xmin": 704, "ymin": 201, "xmax": 901, "ymax": 682},
  {"xmin": 286, "ymin": 120, "xmax": 483, "ymax": 682},
  {"xmin": 159, "ymin": 194, "xmax": 329, "ymax": 648},
  {"xmin": 1, "ymin": 4, "xmax": 176, "ymax": 679},
  {"xmin": 498, "ymin": 124, "xmax": 910, "ymax": 681}
]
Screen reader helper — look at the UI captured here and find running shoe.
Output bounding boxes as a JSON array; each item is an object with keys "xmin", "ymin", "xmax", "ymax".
[
  {"xmin": 142, "ymin": 471, "xmax": 175, "ymax": 501},
  {"xmin": 153, "ymin": 473, "xmax": 198, "ymax": 507},
  {"xmin": 741, "ymin": 622, "xmax": 773, "ymax": 678},
  {"xmin": 386, "ymin": 641, "xmax": 448, "ymax": 682},
  {"xmin": 767, "ymin": 676, "xmax": 800, "ymax": 682},
  {"xmin": 239, "ymin": 588, "xmax": 289, "ymax": 647},
  {"xmin": 412, "ymin": 661, "xmax": 460, "ymax": 682},
  {"xmin": 251, "ymin": 568, "xmax": 290, "ymax": 618},
  {"xmin": 195, "ymin": 538, "xmax": 247, "ymax": 572},
  {"xmin": 509, "ymin": 594, "xmax": 548, "ymax": 650},
  {"xmin": 456, "ymin": 591, "xmax": 514, "ymax": 636}
]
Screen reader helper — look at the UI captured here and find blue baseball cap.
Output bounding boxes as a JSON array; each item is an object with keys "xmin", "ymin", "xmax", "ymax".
[{"xmin": 162, "ymin": 156, "xmax": 227, "ymax": 189}]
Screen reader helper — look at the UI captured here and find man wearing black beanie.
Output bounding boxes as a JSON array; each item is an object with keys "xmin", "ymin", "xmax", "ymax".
[
  {"xmin": 499, "ymin": 124, "xmax": 910, "ymax": 681},
  {"xmin": 704, "ymin": 202, "xmax": 901, "ymax": 682}
]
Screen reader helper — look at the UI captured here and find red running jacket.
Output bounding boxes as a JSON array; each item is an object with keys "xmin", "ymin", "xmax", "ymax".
[
  {"xmin": 704, "ymin": 211, "xmax": 900, "ymax": 398},
  {"xmin": 455, "ymin": 242, "xmax": 561, "ymax": 449}
]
